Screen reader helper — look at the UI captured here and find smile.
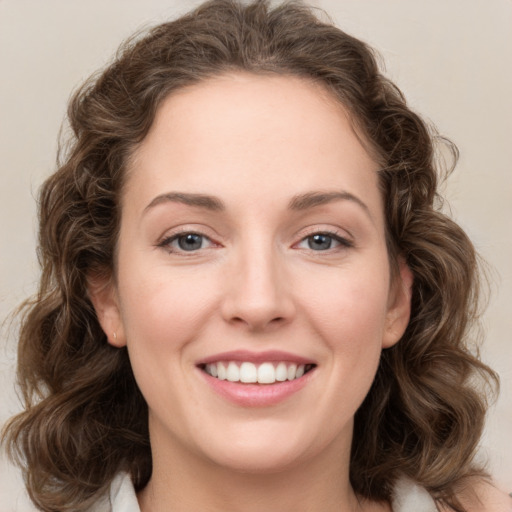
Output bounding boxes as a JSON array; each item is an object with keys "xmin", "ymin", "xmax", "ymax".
[
  {"xmin": 197, "ymin": 351, "xmax": 317, "ymax": 406},
  {"xmin": 202, "ymin": 361, "xmax": 316, "ymax": 384}
]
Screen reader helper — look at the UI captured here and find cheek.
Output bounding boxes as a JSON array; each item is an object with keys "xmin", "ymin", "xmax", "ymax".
[
  {"xmin": 116, "ymin": 266, "xmax": 222, "ymax": 416},
  {"xmin": 289, "ymin": 263, "xmax": 391, "ymax": 441},
  {"xmin": 298, "ymin": 261, "xmax": 390, "ymax": 408},
  {"xmin": 301, "ymin": 263, "xmax": 391, "ymax": 349},
  {"xmin": 117, "ymin": 262, "xmax": 220, "ymax": 356}
]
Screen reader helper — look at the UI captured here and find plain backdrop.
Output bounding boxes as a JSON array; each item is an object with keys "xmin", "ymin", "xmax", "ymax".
[{"xmin": 1, "ymin": 1, "xmax": 511, "ymax": 509}]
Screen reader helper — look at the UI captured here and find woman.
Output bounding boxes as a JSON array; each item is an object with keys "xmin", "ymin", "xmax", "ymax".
[{"xmin": 2, "ymin": 0, "xmax": 510, "ymax": 510}]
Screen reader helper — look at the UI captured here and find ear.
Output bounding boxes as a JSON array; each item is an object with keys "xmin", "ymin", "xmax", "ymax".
[
  {"xmin": 382, "ymin": 258, "xmax": 413, "ymax": 349},
  {"xmin": 87, "ymin": 272, "xmax": 126, "ymax": 348}
]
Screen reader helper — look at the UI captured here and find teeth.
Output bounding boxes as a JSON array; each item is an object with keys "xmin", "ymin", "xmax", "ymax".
[
  {"xmin": 204, "ymin": 361, "xmax": 311, "ymax": 384},
  {"xmin": 217, "ymin": 362, "xmax": 227, "ymax": 380},
  {"xmin": 257, "ymin": 362, "xmax": 275, "ymax": 384},
  {"xmin": 275, "ymin": 362, "xmax": 288, "ymax": 382},
  {"xmin": 226, "ymin": 362, "xmax": 239, "ymax": 382},
  {"xmin": 240, "ymin": 362, "xmax": 257, "ymax": 383}
]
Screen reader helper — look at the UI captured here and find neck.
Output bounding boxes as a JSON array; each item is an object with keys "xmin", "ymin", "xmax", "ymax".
[
  {"xmin": 137, "ymin": 428, "xmax": 388, "ymax": 512},
  {"xmin": 139, "ymin": 459, "xmax": 356, "ymax": 512}
]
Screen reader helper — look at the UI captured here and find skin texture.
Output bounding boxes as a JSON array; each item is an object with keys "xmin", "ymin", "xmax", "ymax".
[
  {"xmin": 442, "ymin": 480, "xmax": 512, "ymax": 512},
  {"xmin": 90, "ymin": 73, "xmax": 413, "ymax": 512}
]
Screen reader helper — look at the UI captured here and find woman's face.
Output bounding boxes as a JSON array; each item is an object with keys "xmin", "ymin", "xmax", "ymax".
[{"xmin": 92, "ymin": 73, "xmax": 411, "ymax": 474}]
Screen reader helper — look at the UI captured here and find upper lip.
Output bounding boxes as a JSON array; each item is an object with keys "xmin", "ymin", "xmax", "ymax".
[{"xmin": 196, "ymin": 350, "xmax": 316, "ymax": 366}]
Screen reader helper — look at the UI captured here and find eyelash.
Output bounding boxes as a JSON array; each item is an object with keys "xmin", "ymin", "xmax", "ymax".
[
  {"xmin": 157, "ymin": 230, "xmax": 216, "ymax": 254},
  {"xmin": 157, "ymin": 229, "xmax": 353, "ymax": 254},
  {"xmin": 295, "ymin": 229, "xmax": 353, "ymax": 252}
]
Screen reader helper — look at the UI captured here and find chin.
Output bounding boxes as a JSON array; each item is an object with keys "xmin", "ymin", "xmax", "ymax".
[
  {"xmin": 206, "ymin": 445, "xmax": 307, "ymax": 474},
  {"xmin": 193, "ymin": 422, "xmax": 320, "ymax": 474}
]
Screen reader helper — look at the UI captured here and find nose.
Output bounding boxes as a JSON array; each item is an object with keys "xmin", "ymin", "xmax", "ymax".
[{"xmin": 220, "ymin": 241, "xmax": 296, "ymax": 332}]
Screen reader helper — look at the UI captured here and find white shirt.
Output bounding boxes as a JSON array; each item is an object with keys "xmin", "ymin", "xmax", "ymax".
[{"xmin": 95, "ymin": 472, "xmax": 437, "ymax": 512}]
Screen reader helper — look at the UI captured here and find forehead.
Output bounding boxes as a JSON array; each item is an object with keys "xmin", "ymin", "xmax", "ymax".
[
  {"xmin": 133, "ymin": 72, "xmax": 364, "ymax": 165},
  {"xmin": 125, "ymin": 72, "xmax": 382, "ymax": 223}
]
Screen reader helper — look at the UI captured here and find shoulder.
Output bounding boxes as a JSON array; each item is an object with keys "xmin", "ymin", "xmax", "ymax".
[
  {"xmin": 439, "ymin": 479, "xmax": 512, "ymax": 512},
  {"xmin": 392, "ymin": 477, "xmax": 512, "ymax": 512}
]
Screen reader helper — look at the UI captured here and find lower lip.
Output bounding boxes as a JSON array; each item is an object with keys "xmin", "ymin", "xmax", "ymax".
[{"xmin": 199, "ymin": 369, "xmax": 315, "ymax": 407}]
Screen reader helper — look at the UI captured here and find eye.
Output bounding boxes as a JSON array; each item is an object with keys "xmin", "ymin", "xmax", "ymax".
[
  {"xmin": 296, "ymin": 232, "xmax": 352, "ymax": 251},
  {"xmin": 159, "ymin": 232, "xmax": 214, "ymax": 253}
]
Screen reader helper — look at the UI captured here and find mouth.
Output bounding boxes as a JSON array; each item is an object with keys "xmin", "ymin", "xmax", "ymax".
[
  {"xmin": 199, "ymin": 361, "xmax": 317, "ymax": 384},
  {"xmin": 196, "ymin": 350, "xmax": 317, "ymax": 406}
]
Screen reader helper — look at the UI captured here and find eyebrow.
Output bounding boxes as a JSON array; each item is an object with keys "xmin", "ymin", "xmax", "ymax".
[
  {"xmin": 288, "ymin": 191, "xmax": 371, "ymax": 217},
  {"xmin": 144, "ymin": 190, "xmax": 371, "ymax": 218},
  {"xmin": 144, "ymin": 192, "xmax": 225, "ymax": 212}
]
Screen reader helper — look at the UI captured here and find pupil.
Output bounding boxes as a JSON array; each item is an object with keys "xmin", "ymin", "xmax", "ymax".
[
  {"xmin": 309, "ymin": 234, "xmax": 332, "ymax": 250},
  {"xmin": 178, "ymin": 234, "xmax": 202, "ymax": 251}
]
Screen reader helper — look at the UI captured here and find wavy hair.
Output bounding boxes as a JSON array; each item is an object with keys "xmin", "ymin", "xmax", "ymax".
[{"xmin": 2, "ymin": 1, "xmax": 498, "ymax": 510}]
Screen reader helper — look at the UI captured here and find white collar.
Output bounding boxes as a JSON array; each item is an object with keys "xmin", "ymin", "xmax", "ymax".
[
  {"xmin": 89, "ymin": 472, "xmax": 140, "ymax": 512},
  {"xmin": 392, "ymin": 477, "xmax": 437, "ymax": 512},
  {"xmin": 100, "ymin": 472, "xmax": 436, "ymax": 512}
]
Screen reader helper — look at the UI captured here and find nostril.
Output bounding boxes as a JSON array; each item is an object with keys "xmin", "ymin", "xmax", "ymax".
[
  {"xmin": 231, "ymin": 315, "xmax": 289, "ymax": 331},
  {"xmin": 220, "ymin": 286, "xmax": 296, "ymax": 330}
]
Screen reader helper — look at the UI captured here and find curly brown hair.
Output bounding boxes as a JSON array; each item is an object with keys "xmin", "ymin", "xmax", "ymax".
[{"xmin": 2, "ymin": 1, "xmax": 498, "ymax": 511}]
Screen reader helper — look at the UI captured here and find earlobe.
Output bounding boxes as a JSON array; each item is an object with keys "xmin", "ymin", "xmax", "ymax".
[
  {"xmin": 382, "ymin": 258, "xmax": 413, "ymax": 349},
  {"xmin": 87, "ymin": 272, "xmax": 126, "ymax": 347}
]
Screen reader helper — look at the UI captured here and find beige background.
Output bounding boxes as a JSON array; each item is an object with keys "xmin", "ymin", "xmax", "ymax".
[{"xmin": 1, "ymin": 0, "xmax": 510, "ymax": 509}]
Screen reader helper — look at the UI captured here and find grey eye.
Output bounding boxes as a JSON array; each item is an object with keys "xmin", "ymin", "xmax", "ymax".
[
  {"xmin": 159, "ymin": 231, "xmax": 216, "ymax": 254},
  {"xmin": 307, "ymin": 234, "xmax": 334, "ymax": 251},
  {"xmin": 177, "ymin": 233, "xmax": 204, "ymax": 251}
]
